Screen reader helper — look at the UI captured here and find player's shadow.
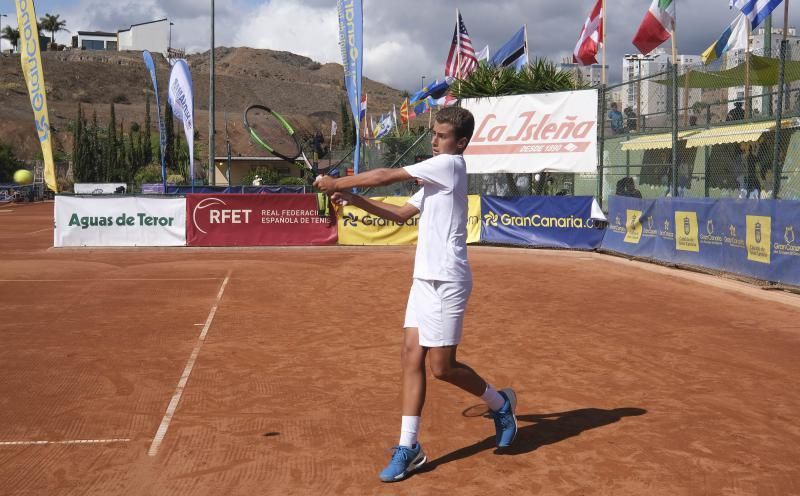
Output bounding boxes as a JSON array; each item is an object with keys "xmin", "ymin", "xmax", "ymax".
[{"xmin": 418, "ymin": 407, "xmax": 646, "ymax": 473}]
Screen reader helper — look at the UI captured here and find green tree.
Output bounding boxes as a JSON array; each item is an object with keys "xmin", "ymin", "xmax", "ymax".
[
  {"xmin": 0, "ymin": 142, "xmax": 21, "ymax": 183},
  {"xmin": 38, "ymin": 13, "xmax": 68, "ymax": 44},
  {"xmin": 105, "ymin": 103, "xmax": 118, "ymax": 181},
  {"xmin": 164, "ymin": 97, "xmax": 175, "ymax": 173},
  {"xmin": 1, "ymin": 26, "xmax": 20, "ymax": 52}
]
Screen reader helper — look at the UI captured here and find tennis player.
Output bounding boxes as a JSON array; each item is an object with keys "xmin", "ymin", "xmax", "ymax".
[{"xmin": 315, "ymin": 107, "xmax": 517, "ymax": 482}]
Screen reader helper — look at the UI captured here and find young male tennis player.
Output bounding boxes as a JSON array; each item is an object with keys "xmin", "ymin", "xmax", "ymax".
[{"xmin": 314, "ymin": 107, "xmax": 517, "ymax": 482}]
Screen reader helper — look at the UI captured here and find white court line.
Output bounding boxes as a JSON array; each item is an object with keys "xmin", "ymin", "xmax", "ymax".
[
  {"xmin": 0, "ymin": 278, "xmax": 224, "ymax": 283},
  {"xmin": 0, "ymin": 438, "xmax": 130, "ymax": 446},
  {"xmin": 148, "ymin": 269, "xmax": 232, "ymax": 457}
]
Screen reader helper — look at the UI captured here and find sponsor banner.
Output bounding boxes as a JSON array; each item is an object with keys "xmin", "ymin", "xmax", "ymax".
[
  {"xmin": 74, "ymin": 183, "xmax": 128, "ymax": 195},
  {"xmin": 480, "ymin": 196, "xmax": 605, "ymax": 249},
  {"xmin": 16, "ymin": 0, "xmax": 57, "ymax": 192},
  {"xmin": 461, "ymin": 90, "xmax": 598, "ymax": 174},
  {"xmin": 603, "ymin": 196, "xmax": 800, "ymax": 286},
  {"xmin": 337, "ymin": 0, "xmax": 363, "ymax": 173},
  {"xmin": 722, "ymin": 200, "xmax": 775, "ymax": 282},
  {"xmin": 337, "ymin": 196, "xmax": 482, "ymax": 246},
  {"xmin": 601, "ymin": 196, "xmax": 658, "ymax": 257},
  {"xmin": 186, "ymin": 194, "xmax": 337, "ymax": 246},
  {"xmin": 54, "ymin": 196, "xmax": 186, "ymax": 247},
  {"xmin": 772, "ymin": 200, "xmax": 800, "ymax": 286}
]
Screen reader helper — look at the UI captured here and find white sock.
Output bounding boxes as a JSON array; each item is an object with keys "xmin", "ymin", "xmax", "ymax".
[
  {"xmin": 482, "ymin": 384, "xmax": 505, "ymax": 412},
  {"xmin": 399, "ymin": 416, "xmax": 420, "ymax": 448}
]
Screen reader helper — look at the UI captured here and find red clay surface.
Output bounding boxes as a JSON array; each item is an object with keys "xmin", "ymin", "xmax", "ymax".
[{"xmin": 1, "ymin": 201, "xmax": 799, "ymax": 495}]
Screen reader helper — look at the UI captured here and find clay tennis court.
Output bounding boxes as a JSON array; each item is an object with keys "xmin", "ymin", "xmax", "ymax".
[{"xmin": 1, "ymin": 201, "xmax": 799, "ymax": 495}]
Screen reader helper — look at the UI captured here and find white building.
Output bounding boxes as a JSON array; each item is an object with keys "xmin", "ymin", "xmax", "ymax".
[
  {"xmin": 622, "ymin": 49, "xmax": 703, "ymax": 119},
  {"xmin": 726, "ymin": 27, "xmax": 800, "ymax": 116},
  {"xmin": 117, "ymin": 18, "xmax": 170, "ymax": 55},
  {"xmin": 72, "ymin": 31, "xmax": 117, "ymax": 51},
  {"xmin": 558, "ymin": 61, "xmax": 607, "ymax": 87}
]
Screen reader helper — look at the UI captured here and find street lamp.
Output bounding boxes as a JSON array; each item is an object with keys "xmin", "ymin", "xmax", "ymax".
[
  {"xmin": 209, "ymin": 0, "xmax": 216, "ymax": 186},
  {"xmin": 421, "ymin": 75, "xmax": 426, "ymax": 90},
  {"xmin": 169, "ymin": 22, "xmax": 174, "ymax": 50}
]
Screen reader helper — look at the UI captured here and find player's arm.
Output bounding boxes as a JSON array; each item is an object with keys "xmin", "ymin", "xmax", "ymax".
[
  {"xmin": 315, "ymin": 168, "xmax": 413, "ymax": 193},
  {"xmin": 332, "ymin": 192, "xmax": 419, "ymax": 222}
]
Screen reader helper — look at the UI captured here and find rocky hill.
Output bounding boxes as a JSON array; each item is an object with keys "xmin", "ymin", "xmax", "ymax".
[{"xmin": 0, "ymin": 47, "xmax": 407, "ymax": 162}]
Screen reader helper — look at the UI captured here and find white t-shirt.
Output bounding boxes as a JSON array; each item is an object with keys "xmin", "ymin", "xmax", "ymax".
[{"xmin": 403, "ymin": 154, "xmax": 472, "ymax": 282}]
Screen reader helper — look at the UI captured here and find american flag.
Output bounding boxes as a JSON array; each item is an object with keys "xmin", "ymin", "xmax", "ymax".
[{"xmin": 444, "ymin": 11, "xmax": 478, "ymax": 79}]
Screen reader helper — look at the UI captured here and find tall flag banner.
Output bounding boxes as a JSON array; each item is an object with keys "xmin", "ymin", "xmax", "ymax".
[
  {"xmin": 338, "ymin": 0, "xmax": 363, "ymax": 174},
  {"xmin": 444, "ymin": 11, "xmax": 478, "ymax": 79},
  {"xmin": 632, "ymin": 0, "xmax": 675, "ymax": 55},
  {"xmin": 491, "ymin": 26, "xmax": 527, "ymax": 69},
  {"xmin": 476, "ymin": 45, "xmax": 490, "ymax": 62},
  {"xmin": 730, "ymin": 0, "xmax": 784, "ymax": 31},
  {"xmin": 701, "ymin": 13, "xmax": 749, "ymax": 64},
  {"xmin": 142, "ymin": 50, "xmax": 168, "ymax": 188},
  {"xmin": 16, "ymin": 0, "xmax": 57, "ymax": 192},
  {"xmin": 573, "ymin": 0, "xmax": 603, "ymax": 65},
  {"xmin": 167, "ymin": 60, "xmax": 195, "ymax": 187},
  {"xmin": 331, "ymin": 120, "xmax": 338, "ymax": 136}
]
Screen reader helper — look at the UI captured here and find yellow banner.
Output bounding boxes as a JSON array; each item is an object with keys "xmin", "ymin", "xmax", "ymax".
[
  {"xmin": 338, "ymin": 195, "xmax": 482, "ymax": 245},
  {"xmin": 16, "ymin": 0, "xmax": 57, "ymax": 192}
]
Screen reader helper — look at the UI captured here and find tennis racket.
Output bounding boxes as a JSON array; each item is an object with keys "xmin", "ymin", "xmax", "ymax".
[{"xmin": 243, "ymin": 104, "xmax": 350, "ymax": 218}]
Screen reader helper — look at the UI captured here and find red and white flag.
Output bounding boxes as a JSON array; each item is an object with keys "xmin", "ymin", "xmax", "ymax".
[
  {"xmin": 573, "ymin": 0, "xmax": 603, "ymax": 66},
  {"xmin": 444, "ymin": 11, "xmax": 478, "ymax": 79},
  {"xmin": 632, "ymin": 0, "xmax": 675, "ymax": 55}
]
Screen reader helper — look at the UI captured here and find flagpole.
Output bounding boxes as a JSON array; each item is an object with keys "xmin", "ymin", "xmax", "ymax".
[
  {"xmin": 745, "ymin": 21, "xmax": 752, "ymax": 119},
  {"xmin": 601, "ymin": 0, "xmax": 606, "ymax": 85},
  {"xmin": 456, "ymin": 9, "xmax": 462, "ymax": 94}
]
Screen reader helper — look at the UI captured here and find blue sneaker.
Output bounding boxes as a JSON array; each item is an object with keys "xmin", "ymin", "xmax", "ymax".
[
  {"xmin": 379, "ymin": 443, "xmax": 427, "ymax": 482},
  {"xmin": 490, "ymin": 388, "xmax": 518, "ymax": 448}
]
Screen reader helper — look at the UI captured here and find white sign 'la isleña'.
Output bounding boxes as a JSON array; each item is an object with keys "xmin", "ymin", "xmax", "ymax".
[{"xmin": 462, "ymin": 91, "xmax": 598, "ymax": 175}]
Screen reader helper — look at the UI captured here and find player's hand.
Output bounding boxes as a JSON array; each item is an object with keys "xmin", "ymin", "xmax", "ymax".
[
  {"xmin": 331, "ymin": 191, "xmax": 354, "ymax": 206},
  {"xmin": 314, "ymin": 175, "xmax": 338, "ymax": 193}
]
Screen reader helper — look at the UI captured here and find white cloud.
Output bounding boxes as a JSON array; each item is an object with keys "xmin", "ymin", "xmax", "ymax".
[{"xmin": 233, "ymin": 1, "xmax": 340, "ymax": 64}]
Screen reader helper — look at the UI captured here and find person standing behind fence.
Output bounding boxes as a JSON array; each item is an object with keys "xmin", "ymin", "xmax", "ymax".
[
  {"xmin": 609, "ymin": 102, "xmax": 624, "ymax": 135},
  {"xmin": 624, "ymin": 107, "xmax": 637, "ymax": 132},
  {"xmin": 744, "ymin": 142, "xmax": 761, "ymax": 199},
  {"xmin": 727, "ymin": 102, "xmax": 744, "ymax": 121}
]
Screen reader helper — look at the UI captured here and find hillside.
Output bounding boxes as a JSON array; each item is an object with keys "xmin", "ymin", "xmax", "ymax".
[{"xmin": 0, "ymin": 47, "xmax": 407, "ymax": 162}]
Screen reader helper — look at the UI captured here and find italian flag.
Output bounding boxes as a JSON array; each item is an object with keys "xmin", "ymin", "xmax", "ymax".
[{"xmin": 632, "ymin": 0, "xmax": 675, "ymax": 55}]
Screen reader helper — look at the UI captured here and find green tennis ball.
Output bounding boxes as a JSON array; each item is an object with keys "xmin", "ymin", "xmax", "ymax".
[{"xmin": 13, "ymin": 169, "xmax": 33, "ymax": 185}]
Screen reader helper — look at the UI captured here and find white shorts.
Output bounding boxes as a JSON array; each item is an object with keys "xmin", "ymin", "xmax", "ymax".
[{"xmin": 403, "ymin": 278, "xmax": 472, "ymax": 347}]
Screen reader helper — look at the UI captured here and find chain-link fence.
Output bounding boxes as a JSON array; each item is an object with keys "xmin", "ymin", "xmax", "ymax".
[{"xmin": 597, "ymin": 41, "xmax": 800, "ymax": 208}]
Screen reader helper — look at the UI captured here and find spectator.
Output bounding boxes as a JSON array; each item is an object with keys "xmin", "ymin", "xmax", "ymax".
[
  {"xmin": 744, "ymin": 142, "xmax": 761, "ymax": 199},
  {"xmin": 608, "ymin": 102, "xmax": 624, "ymax": 135},
  {"xmin": 624, "ymin": 107, "xmax": 637, "ymax": 132},
  {"xmin": 616, "ymin": 177, "xmax": 642, "ymax": 198},
  {"xmin": 726, "ymin": 101, "xmax": 745, "ymax": 121}
]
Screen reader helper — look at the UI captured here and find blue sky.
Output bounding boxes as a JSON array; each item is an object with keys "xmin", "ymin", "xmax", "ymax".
[{"xmin": 2, "ymin": 1, "xmax": 798, "ymax": 91}]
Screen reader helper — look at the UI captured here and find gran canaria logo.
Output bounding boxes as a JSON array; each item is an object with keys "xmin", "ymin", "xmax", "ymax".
[
  {"xmin": 343, "ymin": 212, "xmax": 358, "ymax": 227},
  {"xmin": 484, "ymin": 210, "xmax": 595, "ymax": 229},
  {"xmin": 706, "ymin": 219, "xmax": 714, "ymax": 235},
  {"xmin": 484, "ymin": 211, "xmax": 499, "ymax": 227},
  {"xmin": 786, "ymin": 226, "xmax": 795, "ymax": 245}
]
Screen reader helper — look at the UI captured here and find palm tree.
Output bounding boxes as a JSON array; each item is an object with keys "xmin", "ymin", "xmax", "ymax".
[
  {"xmin": 450, "ymin": 58, "xmax": 583, "ymax": 99},
  {"xmin": 1, "ymin": 26, "xmax": 19, "ymax": 52},
  {"xmin": 39, "ymin": 13, "xmax": 68, "ymax": 44}
]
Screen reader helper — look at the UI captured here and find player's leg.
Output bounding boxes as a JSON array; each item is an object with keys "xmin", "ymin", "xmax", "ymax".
[
  {"xmin": 423, "ymin": 280, "xmax": 518, "ymax": 448},
  {"xmin": 379, "ymin": 284, "xmax": 428, "ymax": 483}
]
